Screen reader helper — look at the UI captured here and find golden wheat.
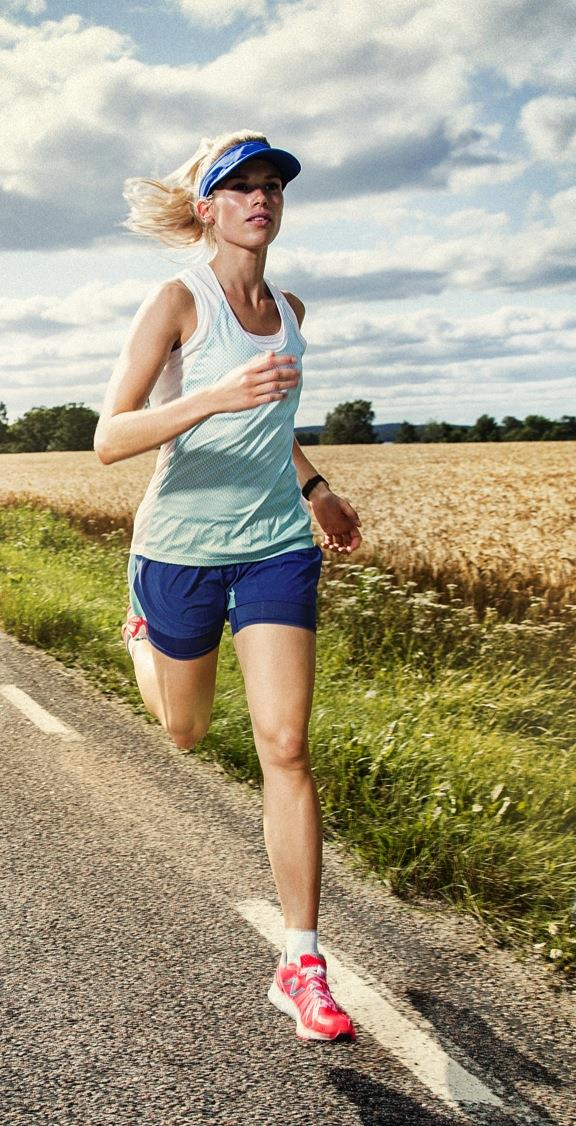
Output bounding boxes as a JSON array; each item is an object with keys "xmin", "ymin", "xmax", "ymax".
[{"xmin": 1, "ymin": 443, "xmax": 575, "ymax": 605}]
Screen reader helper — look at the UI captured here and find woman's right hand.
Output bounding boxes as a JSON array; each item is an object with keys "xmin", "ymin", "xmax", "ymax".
[{"xmin": 211, "ymin": 351, "xmax": 301, "ymax": 413}]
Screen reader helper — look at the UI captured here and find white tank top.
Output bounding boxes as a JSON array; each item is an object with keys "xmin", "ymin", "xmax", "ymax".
[{"xmin": 130, "ymin": 263, "xmax": 314, "ymax": 566}]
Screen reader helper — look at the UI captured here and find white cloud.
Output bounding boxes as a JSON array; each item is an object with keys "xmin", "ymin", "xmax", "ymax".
[
  {"xmin": 270, "ymin": 193, "xmax": 576, "ymax": 300},
  {"xmin": 444, "ymin": 208, "xmax": 509, "ymax": 233},
  {"xmin": 297, "ymin": 302, "xmax": 576, "ymax": 424},
  {"xmin": 521, "ymin": 95, "xmax": 576, "ymax": 161},
  {"xmin": 0, "ymin": 5, "xmax": 515, "ymax": 250},
  {"xmin": 3, "ymin": 0, "xmax": 46, "ymax": 14},
  {"xmin": 2, "ymin": 276, "xmax": 574, "ymax": 426},
  {"xmin": 175, "ymin": 0, "xmax": 267, "ymax": 27},
  {"xmin": 549, "ymin": 186, "xmax": 576, "ymax": 229},
  {"xmin": 2, "ymin": 1, "xmax": 576, "ymax": 424},
  {"xmin": 0, "ymin": 279, "xmax": 150, "ymax": 331},
  {"xmin": 410, "ymin": 0, "xmax": 576, "ymax": 91},
  {"xmin": 306, "ymin": 305, "xmax": 576, "ymax": 364}
]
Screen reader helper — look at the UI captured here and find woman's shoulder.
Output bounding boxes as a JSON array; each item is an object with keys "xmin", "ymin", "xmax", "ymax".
[
  {"xmin": 145, "ymin": 276, "xmax": 197, "ymax": 313},
  {"xmin": 281, "ymin": 290, "xmax": 305, "ymax": 327},
  {"xmin": 131, "ymin": 277, "xmax": 197, "ymax": 350}
]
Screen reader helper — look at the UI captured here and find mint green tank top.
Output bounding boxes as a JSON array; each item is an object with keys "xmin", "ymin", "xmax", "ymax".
[{"xmin": 130, "ymin": 264, "xmax": 314, "ymax": 566}]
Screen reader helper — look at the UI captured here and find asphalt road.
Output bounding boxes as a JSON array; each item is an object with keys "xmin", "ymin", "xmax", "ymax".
[{"xmin": 0, "ymin": 631, "xmax": 574, "ymax": 1126}]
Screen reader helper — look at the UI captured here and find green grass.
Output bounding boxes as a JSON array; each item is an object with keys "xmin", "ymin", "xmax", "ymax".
[{"xmin": 1, "ymin": 504, "xmax": 575, "ymax": 974}]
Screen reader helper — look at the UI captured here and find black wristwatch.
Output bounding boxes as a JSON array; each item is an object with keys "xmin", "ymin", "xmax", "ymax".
[{"xmin": 302, "ymin": 474, "xmax": 329, "ymax": 500}]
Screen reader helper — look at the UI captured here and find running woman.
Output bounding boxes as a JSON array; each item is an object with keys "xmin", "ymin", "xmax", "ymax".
[{"xmin": 95, "ymin": 130, "xmax": 362, "ymax": 1042}]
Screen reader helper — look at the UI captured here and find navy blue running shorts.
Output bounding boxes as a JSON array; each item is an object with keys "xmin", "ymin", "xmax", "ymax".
[{"xmin": 128, "ymin": 545, "xmax": 323, "ymax": 661}]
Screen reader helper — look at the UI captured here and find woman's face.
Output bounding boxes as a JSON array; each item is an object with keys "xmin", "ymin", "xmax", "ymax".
[{"xmin": 206, "ymin": 158, "xmax": 284, "ymax": 249}]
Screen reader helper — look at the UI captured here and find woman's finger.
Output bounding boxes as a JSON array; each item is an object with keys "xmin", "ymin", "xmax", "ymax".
[
  {"xmin": 256, "ymin": 381, "xmax": 294, "ymax": 401},
  {"xmin": 254, "ymin": 369, "xmax": 299, "ymax": 390},
  {"xmin": 253, "ymin": 351, "xmax": 298, "ymax": 373}
]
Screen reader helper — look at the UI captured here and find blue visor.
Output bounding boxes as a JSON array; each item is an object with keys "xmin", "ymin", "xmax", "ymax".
[{"xmin": 198, "ymin": 141, "xmax": 301, "ymax": 198}]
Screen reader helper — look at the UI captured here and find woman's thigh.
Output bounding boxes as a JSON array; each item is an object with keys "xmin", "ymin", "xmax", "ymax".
[
  {"xmin": 149, "ymin": 643, "xmax": 220, "ymax": 745},
  {"xmin": 233, "ymin": 624, "xmax": 316, "ymax": 764}
]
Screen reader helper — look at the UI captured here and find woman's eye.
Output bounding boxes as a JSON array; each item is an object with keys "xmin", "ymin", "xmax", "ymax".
[{"xmin": 228, "ymin": 182, "xmax": 282, "ymax": 193}]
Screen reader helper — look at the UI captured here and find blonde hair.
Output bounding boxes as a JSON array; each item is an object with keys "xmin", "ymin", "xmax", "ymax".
[{"xmin": 122, "ymin": 129, "xmax": 269, "ymax": 248}]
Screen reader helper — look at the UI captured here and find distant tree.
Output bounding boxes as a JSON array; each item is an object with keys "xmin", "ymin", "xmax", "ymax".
[
  {"xmin": 7, "ymin": 406, "xmax": 58, "ymax": 452},
  {"xmin": 49, "ymin": 404, "xmax": 99, "ymax": 451},
  {"xmin": 296, "ymin": 431, "xmax": 320, "ymax": 445},
  {"xmin": 421, "ymin": 420, "xmax": 467, "ymax": 443},
  {"xmin": 519, "ymin": 414, "xmax": 553, "ymax": 441},
  {"xmin": 450, "ymin": 425, "xmax": 469, "ymax": 443},
  {"xmin": 422, "ymin": 421, "xmax": 443, "ymax": 443},
  {"xmin": 7, "ymin": 403, "xmax": 99, "ymax": 452},
  {"xmin": 394, "ymin": 420, "xmax": 419, "ymax": 443},
  {"xmin": 469, "ymin": 414, "xmax": 501, "ymax": 442},
  {"xmin": 551, "ymin": 415, "xmax": 576, "ymax": 441},
  {"xmin": 0, "ymin": 402, "xmax": 9, "ymax": 448},
  {"xmin": 500, "ymin": 415, "xmax": 524, "ymax": 441},
  {"xmin": 501, "ymin": 415, "xmax": 522, "ymax": 433},
  {"xmin": 320, "ymin": 400, "xmax": 378, "ymax": 444}
]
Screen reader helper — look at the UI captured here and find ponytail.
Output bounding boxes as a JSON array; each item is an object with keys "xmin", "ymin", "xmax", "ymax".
[{"xmin": 122, "ymin": 129, "xmax": 269, "ymax": 248}]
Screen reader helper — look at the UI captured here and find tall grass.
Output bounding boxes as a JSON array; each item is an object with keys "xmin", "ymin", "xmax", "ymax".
[
  {"xmin": 314, "ymin": 561, "xmax": 576, "ymax": 966},
  {"xmin": 0, "ymin": 504, "xmax": 574, "ymax": 973}
]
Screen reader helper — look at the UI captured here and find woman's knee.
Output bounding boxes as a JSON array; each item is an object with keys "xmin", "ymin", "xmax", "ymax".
[
  {"xmin": 257, "ymin": 726, "xmax": 311, "ymax": 771},
  {"xmin": 162, "ymin": 714, "xmax": 211, "ymax": 750}
]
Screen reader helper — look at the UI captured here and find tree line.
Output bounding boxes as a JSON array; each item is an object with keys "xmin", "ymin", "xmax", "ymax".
[
  {"xmin": 1, "ymin": 400, "xmax": 574, "ymax": 452},
  {"xmin": 298, "ymin": 402, "xmax": 576, "ymax": 444},
  {"xmin": 394, "ymin": 413, "xmax": 576, "ymax": 443}
]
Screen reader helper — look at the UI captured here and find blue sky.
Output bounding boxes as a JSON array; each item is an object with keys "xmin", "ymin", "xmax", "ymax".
[{"xmin": 1, "ymin": 0, "xmax": 575, "ymax": 425}]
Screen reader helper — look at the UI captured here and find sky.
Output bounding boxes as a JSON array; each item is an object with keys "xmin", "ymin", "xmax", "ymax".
[{"xmin": 1, "ymin": 0, "xmax": 575, "ymax": 426}]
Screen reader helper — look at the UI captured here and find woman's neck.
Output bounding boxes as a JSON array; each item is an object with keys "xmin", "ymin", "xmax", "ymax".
[{"xmin": 208, "ymin": 245, "xmax": 268, "ymax": 307}]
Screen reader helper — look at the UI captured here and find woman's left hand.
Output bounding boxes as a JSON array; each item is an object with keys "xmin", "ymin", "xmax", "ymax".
[{"xmin": 310, "ymin": 489, "xmax": 362, "ymax": 553}]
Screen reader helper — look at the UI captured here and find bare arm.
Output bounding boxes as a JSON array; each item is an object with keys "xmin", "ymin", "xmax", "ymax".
[
  {"xmin": 94, "ymin": 281, "xmax": 211, "ymax": 463},
  {"xmin": 291, "ymin": 437, "xmax": 330, "ymax": 498},
  {"xmin": 293, "ymin": 435, "xmax": 362, "ymax": 552},
  {"xmin": 285, "ymin": 291, "xmax": 362, "ymax": 553},
  {"xmin": 95, "ymin": 281, "xmax": 301, "ymax": 465},
  {"xmin": 285, "ymin": 290, "xmax": 330, "ymax": 497},
  {"xmin": 283, "ymin": 292, "xmax": 331, "ymax": 500}
]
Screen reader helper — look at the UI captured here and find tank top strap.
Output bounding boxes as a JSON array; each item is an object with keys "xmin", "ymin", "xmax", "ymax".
[
  {"xmin": 176, "ymin": 264, "xmax": 222, "ymax": 351},
  {"xmin": 265, "ymin": 281, "xmax": 307, "ymax": 349}
]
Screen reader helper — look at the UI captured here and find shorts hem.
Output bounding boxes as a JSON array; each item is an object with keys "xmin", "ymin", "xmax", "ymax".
[
  {"xmin": 229, "ymin": 599, "xmax": 317, "ymax": 636},
  {"xmin": 232, "ymin": 618, "xmax": 317, "ymax": 637},
  {"xmin": 147, "ymin": 625, "xmax": 223, "ymax": 661}
]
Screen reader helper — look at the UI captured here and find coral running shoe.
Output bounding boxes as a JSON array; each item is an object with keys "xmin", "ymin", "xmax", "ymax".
[
  {"xmin": 121, "ymin": 606, "xmax": 148, "ymax": 656},
  {"xmin": 268, "ymin": 952, "xmax": 356, "ymax": 1042}
]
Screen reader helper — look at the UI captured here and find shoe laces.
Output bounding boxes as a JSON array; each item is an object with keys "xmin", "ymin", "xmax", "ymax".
[{"xmin": 300, "ymin": 963, "xmax": 339, "ymax": 1013}]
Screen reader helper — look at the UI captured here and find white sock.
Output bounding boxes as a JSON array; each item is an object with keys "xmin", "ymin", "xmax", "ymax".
[{"xmin": 285, "ymin": 928, "xmax": 319, "ymax": 964}]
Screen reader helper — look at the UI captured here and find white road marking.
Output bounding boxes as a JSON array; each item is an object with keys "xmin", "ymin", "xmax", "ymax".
[
  {"xmin": 236, "ymin": 897, "xmax": 504, "ymax": 1112},
  {"xmin": 0, "ymin": 684, "xmax": 83, "ymax": 742}
]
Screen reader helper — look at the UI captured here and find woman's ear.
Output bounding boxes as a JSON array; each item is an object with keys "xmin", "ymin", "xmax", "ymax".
[{"xmin": 195, "ymin": 198, "xmax": 214, "ymax": 226}]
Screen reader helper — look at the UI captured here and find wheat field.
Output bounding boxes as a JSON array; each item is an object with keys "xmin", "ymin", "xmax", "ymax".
[{"xmin": 1, "ymin": 443, "xmax": 575, "ymax": 606}]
